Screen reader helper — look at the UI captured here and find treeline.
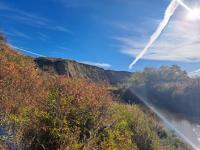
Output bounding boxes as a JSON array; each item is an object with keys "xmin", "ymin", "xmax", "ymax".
[
  {"xmin": 0, "ymin": 38, "xmax": 187, "ymax": 149},
  {"xmin": 122, "ymin": 65, "xmax": 200, "ymax": 118}
]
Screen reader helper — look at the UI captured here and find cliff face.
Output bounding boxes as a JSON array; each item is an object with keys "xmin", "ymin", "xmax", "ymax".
[{"xmin": 34, "ymin": 57, "xmax": 132, "ymax": 85}]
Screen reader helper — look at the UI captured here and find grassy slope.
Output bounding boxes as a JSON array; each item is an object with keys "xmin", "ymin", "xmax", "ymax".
[{"xmin": 0, "ymin": 41, "xmax": 188, "ymax": 150}]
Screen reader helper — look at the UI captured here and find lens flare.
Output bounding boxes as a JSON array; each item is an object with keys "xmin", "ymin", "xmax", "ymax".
[
  {"xmin": 130, "ymin": 89, "xmax": 200, "ymax": 150},
  {"xmin": 187, "ymin": 8, "xmax": 200, "ymax": 20},
  {"xmin": 177, "ymin": 0, "xmax": 191, "ymax": 12}
]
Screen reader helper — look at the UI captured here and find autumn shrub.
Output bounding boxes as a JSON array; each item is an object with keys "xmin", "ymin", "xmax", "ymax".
[
  {"xmin": 0, "ymin": 42, "xmax": 187, "ymax": 150},
  {"xmin": 0, "ymin": 45, "xmax": 48, "ymax": 114},
  {"xmin": 3, "ymin": 77, "xmax": 112, "ymax": 149}
]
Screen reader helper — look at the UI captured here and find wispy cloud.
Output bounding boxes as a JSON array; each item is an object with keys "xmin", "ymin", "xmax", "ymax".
[
  {"xmin": 0, "ymin": 2, "xmax": 48, "ymax": 25},
  {"xmin": 0, "ymin": 2, "xmax": 71, "ymax": 33},
  {"xmin": 56, "ymin": 46, "xmax": 70, "ymax": 51},
  {"xmin": 58, "ymin": 0, "xmax": 142, "ymax": 8},
  {"xmin": 114, "ymin": 18, "xmax": 200, "ymax": 63},
  {"xmin": 47, "ymin": 26, "xmax": 71, "ymax": 33},
  {"xmin": 5, "ymin": 30, "xmax": 31, "ymax": 39},
  {"xmin": 81, "ymin": 61, "xmax": 111, "ymax": 69},
  {"xmin": 60, "ymin": 0, "xmax": 83, "ymax": 7},
  {"xmin": 57, "ymin": 0, "xmax": 98, "ymax": 8},
  {"xmin": 37, "ymin": 32, "xmax": 49, "ymax": 41}
]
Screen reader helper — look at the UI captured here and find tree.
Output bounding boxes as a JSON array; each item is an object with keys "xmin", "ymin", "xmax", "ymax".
[{"xmin": 0, "ymin": 33, "xmax": 6, "ymax": 43}]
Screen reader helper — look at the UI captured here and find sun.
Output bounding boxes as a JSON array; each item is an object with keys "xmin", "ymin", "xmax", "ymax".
[{"xmin": 187, "ymin": 8, "xmax": 200, "ymax": 20}]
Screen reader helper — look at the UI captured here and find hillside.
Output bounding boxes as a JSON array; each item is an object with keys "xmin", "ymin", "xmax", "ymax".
[
  {"xmin": 0, "ymin": 37, "xmax": 188, "ymax": 149},
  {"xmin": 34, "ymin": 57, "xmax": 132, "ymax": 86}
]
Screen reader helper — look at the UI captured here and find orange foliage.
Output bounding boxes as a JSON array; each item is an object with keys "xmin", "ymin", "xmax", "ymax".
[{"xmin": 0, "ymin": 42, "xmax": 111, "ymax": 114}]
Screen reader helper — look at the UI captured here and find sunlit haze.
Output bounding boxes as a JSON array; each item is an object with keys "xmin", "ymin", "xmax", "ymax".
[{"xmin": 187, "ymin": 8, "xmax": 200, "ymax": 20}]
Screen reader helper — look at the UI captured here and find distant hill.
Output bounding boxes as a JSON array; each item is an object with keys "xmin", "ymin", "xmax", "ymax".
[{"xmin": 34, "ymin": 57, "xmax": 132, "ymax": 86}]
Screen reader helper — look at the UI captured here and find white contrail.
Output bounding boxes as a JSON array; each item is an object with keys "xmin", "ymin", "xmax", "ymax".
[
  {"xmin": 129, "ymin": 0, "xmax": 200, "ymax": 69},
  {"xmin": 11, "ymin": 45, "xmax": 46, "ymax": 57},
  {"xmin": 129, "ymin": 0, "xmax": 179, "ymax": 69}
]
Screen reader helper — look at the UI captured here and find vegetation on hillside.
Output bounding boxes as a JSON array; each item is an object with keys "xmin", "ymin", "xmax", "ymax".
[
  {"xmin": 0, "ymin": 39, "xmax": 188, "ymax": 149},
  {"xmin": 121, "ymin": 66, "xmax": 200, "ymax": 118}
]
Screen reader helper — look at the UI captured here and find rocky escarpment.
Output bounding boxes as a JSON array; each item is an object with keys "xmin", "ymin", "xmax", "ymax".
[{"xmin": 34, "ymin": 57, "xmax": 132, "ymax": 85}]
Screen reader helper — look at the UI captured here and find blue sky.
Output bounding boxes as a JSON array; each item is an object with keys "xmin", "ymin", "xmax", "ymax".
[{"xmin": 0, "ymin": 0, "xmax": 200, "ymax": 72}]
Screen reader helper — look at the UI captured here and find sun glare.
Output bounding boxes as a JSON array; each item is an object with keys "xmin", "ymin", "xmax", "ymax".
[{"xmin": 187, "ymin": 8, "xmax": 200, "ymax": 20}]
